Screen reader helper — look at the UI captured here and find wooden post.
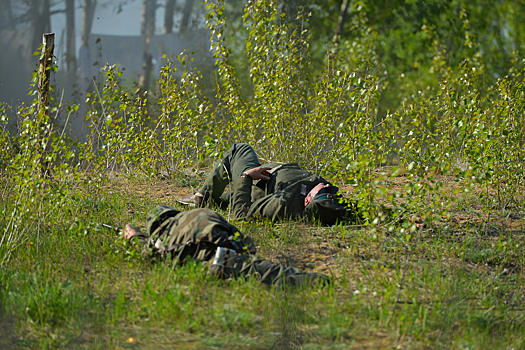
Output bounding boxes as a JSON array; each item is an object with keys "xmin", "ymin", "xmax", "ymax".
[
  {"xmin": 38, "ymin": 33, "xmax": 55, "ymax": 111},
  {"xmin": 38, "ymin": 32, "xmax": 55, "ymax": 178}
]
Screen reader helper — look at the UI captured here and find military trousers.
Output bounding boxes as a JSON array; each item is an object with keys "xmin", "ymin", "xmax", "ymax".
[
  {"xmin": 208, "ymin": 253, "xmax": 330, "ymax": 288},
  {"xmin": 198, "ymin": 143, "xmax": 261, "ymax": 205}
]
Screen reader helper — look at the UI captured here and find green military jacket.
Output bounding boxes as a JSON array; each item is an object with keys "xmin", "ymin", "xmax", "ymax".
[
  {"xmin": 142, "ymin": 206, "xmax": 255, "ymax": 263},
  {"xmin": 231, "ymin": 162, "xmax": 329, "ymax": 221}
]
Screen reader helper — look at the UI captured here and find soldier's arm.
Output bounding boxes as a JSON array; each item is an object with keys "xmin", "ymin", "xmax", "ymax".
[
  {"xmin": 230, "ymin": 167, "xmax": 271, "ymax": 219},
  {"xmin": 231, "ymin": 176, "xmax": 253, "ymax": 219},
  {"xmin": 124, "ymin": 224, "xmax": 149, "ymax": 242}
]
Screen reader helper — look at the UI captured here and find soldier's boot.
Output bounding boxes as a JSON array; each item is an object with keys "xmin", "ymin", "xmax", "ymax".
[{"xmin": 177, "ymin": 193, "xmax": 205, "ymax": 208}]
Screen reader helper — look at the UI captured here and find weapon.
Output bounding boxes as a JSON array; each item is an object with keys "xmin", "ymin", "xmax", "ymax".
[{"xmin": 101, "ymin": 223, "xmax": 122, "ymax": 235}]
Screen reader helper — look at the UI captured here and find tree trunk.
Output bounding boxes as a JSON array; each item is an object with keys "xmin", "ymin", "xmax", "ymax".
[
  {"xmin": 31, "ymin": 0, "xmax": 52, "ymax": 51},
  {"xmin": 163, "ymin": 0, "xmax": 176, "ymax": 34},
  {"xmin": 334, "ymin": 0, "xmax": 350, "ymax": 45},
  {"xmin": 81, "ymin": 0, "xmax": 97, "ymax": 46},
  {"xmin": 79, "ymin": 0, "xmax": 97, "ymax": 92},
  {"xmin": 140, "ymin": 0, "xmax": 149, "ymax": 36},
  {"xmin": 180, "ymin": 0, "xmax": 194, "ymax": 32},
  {"xmin": 0, "ymin": 0, "xmax": 14, "ymax": 30},
  {"xmin": 65, "ymin": 0, "xmax": 76, "ymax": 74},
  {"xmin": 139, "ymin": 0, "xmax": 156, "ymax": 91},
  {"xmin": 42, "ymin": 0, "xmax": 51, "ymax": 32}
]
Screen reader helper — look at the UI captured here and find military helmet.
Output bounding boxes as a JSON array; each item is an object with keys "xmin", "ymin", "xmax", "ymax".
[
  {"xmin": 303, "ymin": 186, "xmax": 356, "ymax": 226},
  {"xmin": 146, "ymin": 205, "xmax": 181, "ymax": 234}
]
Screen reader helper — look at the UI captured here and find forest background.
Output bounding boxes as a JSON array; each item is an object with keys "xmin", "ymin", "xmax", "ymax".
[{"xmin": 1, "ymin": 0, "xmax": 525, "ymax": 349}]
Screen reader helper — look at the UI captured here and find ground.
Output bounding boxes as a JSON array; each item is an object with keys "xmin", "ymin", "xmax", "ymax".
[
  {"xmin": 2, "ymin": 169, "xmax": 524, "ymax": 349},
  {"xmin": 109, "ymin": 170, "xmax": 525, "ymax": 279}
]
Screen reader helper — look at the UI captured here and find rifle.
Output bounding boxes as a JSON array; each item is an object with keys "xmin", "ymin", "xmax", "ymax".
[{"xmin": 101, "ymin": 223, "xmax": 122, "ymax": 235}]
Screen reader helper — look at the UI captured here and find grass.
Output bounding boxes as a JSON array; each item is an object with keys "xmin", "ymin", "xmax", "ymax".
[{"xmin": 1, "ymin": 172, "xmax": 525, "ymax": 349}]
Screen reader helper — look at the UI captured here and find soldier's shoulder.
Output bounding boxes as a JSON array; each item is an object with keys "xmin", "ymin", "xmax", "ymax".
[{"xmin": 146, "ymin": 205, "xmax": 181, "ymax": 233}]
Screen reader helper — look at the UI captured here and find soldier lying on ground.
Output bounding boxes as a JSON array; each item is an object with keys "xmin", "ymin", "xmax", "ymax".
[
  {"xmin": 124, "ymin": 205, "xmax": 330, "ymax": 288},
  {"xmin": 177, "ymin": 143, "xmax": 358, "ymax": 226}
]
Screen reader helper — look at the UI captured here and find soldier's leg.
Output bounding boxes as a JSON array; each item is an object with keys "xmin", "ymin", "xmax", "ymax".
[
  {"xmin": 198, "ymin": 143, "xmax": 261, "ymax": 204},
  {"xmin": 210, "ymin": 254, "xmax": 330, "ymax": 288}
]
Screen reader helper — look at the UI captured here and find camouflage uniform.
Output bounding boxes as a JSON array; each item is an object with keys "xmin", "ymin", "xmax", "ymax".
[
  {"xmin": 139, "ymin": 205, "xmax": 329, "ymax": 287},
  {"xmin": 197, "ymin": 143, "xmax": 331, "ymax": 221}
]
